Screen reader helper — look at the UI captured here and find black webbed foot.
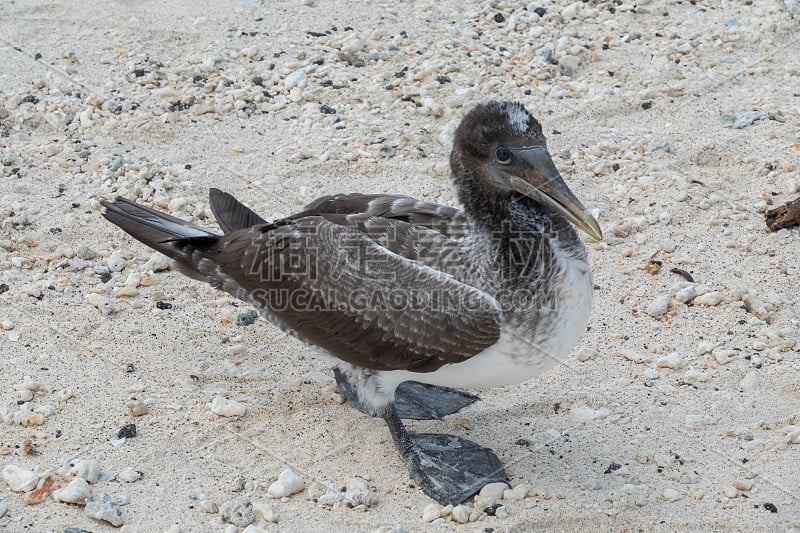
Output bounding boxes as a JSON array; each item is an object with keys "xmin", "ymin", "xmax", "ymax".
[
  {"xmin": 334, "ymin": 368, "xmax": 478, "ymax": 420},
  {"xmin": 384, "ymin": 405, "xmax": 507, "ymax": 505}
]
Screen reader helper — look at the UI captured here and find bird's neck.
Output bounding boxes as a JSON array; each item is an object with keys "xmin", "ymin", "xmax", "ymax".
[
  {"xmin": 456, "ymin": 169, "xmax": 580, "ymax": 246},
  {"xmin": 455, "ymin": 171, "xmax": 587, "ymax": 290}
]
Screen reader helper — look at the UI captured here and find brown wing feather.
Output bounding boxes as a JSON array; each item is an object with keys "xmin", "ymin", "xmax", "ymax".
[
  {"xmin": 103, "ymin": 192, "xmax": 500, "ymax": 372},
  {"xmin": 187, "ymin": 215, "xmax": 501, "ymax": 372}
]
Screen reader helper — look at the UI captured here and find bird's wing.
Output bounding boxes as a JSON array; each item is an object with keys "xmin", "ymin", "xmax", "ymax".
[
  {"xmin": 295, "ymin": 193, "xmax": 466, "ymax": 235},
  {"xmin": 187, "ymin": 213, "xmax": 501, "ymax": 373}
]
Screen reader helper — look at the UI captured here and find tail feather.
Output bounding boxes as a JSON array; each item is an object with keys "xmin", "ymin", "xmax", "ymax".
[
  {"xmin": 100, "ymin": 197, "xmax": 219, "ymax": 259},
  {"xmin": 209, "ymin": 188, "xmax": 267, "ymax": 234}
]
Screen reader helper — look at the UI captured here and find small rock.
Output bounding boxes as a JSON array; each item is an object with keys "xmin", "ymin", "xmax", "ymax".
[
  {"xmin": 317, "ymin": 487, "xmax": 342, "ymax": 505},
  {"xmin": 558, "ymin": 55, "xmax": 580, "ymax": 78},
  {"xmin": 620, "ymin": 349, "xmax": 651, "ymax": 363},
  {"xmin": 503, "ymin": 483, "xmax": 531, "ymax": 501},
  {"xmin": 219, "ymin": 500, "xmax": 255, "ymax": 527},
  {"xmin": 168, "ymin": 197, "xmax": 187, "ymax": 214},
  {"xmin": 267, "ymin": 469, "xmax": 304, "ymax": 498},
  {"xmin": 117, "ymin": 424, "xmax": 137, "ymax": 439},
  {"xmin": 575, "ymin": 347, "xmax": 597, "ymax": 362},
  {"xmin": 197, "ymin": 499, "xmax": 218, "ymax": 513},
  {"xmin": 711, "ymin": 348, "xmax": 738, "ymax": 365},
  {"xmin": 742, "ymin": 292, "xmax": 771, "ymax": 320},
  {"xmin": 53, "ymin": 477, "xmax": 91, "ymax": 505},
  {"xmin": 142, "ymin": 252, "xmax": 170, "ymax": 272},
  {"xmin": 237, "ymin": 310, "xmax": 258, "ymax": 326},
  {"xmin": 2, "ymin": 465, "xmax": 39, "ymax": 492},
  {"xmin": 208, "ymin": 396, "xmax": 247, "ymax": 417},
  {"xmin": 674, "ymin": 285, "xmax": 697, "ymax": 304},
  {"xmin": 107, "ymin": 250, "xmax": 127, "ymax": 272},
  {"xmin": 646, "ymin": 295, "xmax": 670, "ymax": 317},
  {"xmin": 474, "ymin": 481, "xmax": 508, "ymax": 508},
  {"xmin": 252, "ymin": 501, "xmax": 277, "ymax": 523},
  {"xmin": 734, "ymin": 111, "xmax": 768, "ymax": 129},
  {"xmin": 733, "ymin": 480, "xmax": 753, "ymax": 491},
  {"xmin": 306, "ymin": 480, "xmax": 327, "ymax": 500},
  {"xmin": 343, "ymin": 477, "xmax": 377, "ymax": 507},
  {"xmin": 85, "ymin": 493, "xmax": 124, "ymax": 526},
  {"xmin": 284, "ymin": 69, "xmax": 308, "ymax": 90},
  {"xmin": 451, "ymin": 504, "xmax": 471, "ymax": 523},
  {"xmin": 127, "ymin": 399, "xmax": 149, "ymax": 417},
  {"xmin": 661, "ymin": 488, "xmax": 682, "ymax": 502},
  {"xmin": 0, "ymin": 500, "xmax": 7, "ymax": 518},
  {"xmin": 422, "ymin": 502, "xmax": 441, "ymax": 522},
  {"xmin": 722, "ymin": 485, "xmax": 739, "ymax": 499},
  {"xmin": 116, "ymin": 467, "xmax": 142, "ymax": 483},
  {"xmin": 694, "ymin": 291, "xmax": 724, "ymax": 306},
  {"xmin": 656, "ymin": 352, "xmax": 682, "ymax": 369}
]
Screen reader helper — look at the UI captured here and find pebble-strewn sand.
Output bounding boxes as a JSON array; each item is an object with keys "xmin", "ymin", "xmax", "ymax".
[{"xmin": 1, "ymin": 0, "xmax": 800, "ymax": 531}]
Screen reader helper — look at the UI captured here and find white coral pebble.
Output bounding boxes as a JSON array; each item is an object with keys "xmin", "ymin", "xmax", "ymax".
[
  {"xmin": 53, "ymin": 477, "xmax": 91, "ymax": 504},
  {"xmin": 267, "ymin": 469, "xmax": 304, "ymax": 498},
  {"xmin": 2, "ymin": 465, "xmax": 39, "ymax": 492},
  {"xmin": 207, "ymin": 396, "xmax": 246, "ymax": 417},
  {"xmin": 116, "ymin": 467, "xmax": 142, "ymax": 483}
]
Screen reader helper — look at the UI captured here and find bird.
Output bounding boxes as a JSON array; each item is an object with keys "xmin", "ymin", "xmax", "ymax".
[{"xmin": 101, "ymin": 100, "xmax": 602, "ymax": 506}]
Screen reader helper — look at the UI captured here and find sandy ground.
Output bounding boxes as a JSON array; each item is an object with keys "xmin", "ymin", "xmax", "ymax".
[{"xmin": 1, "ymin": 0, "xmax": 800, "ymax": 531}]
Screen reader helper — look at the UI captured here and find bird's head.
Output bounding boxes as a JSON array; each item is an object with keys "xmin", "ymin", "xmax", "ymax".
[{"xmin": 451, "ymin": 101, "xmax": 602, "ymax": 241}]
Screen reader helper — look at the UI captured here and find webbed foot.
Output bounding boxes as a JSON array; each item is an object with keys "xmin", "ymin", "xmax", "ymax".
[{"xmin": 334, "ymin": 368, "xmax": 478, "ymax": 420}]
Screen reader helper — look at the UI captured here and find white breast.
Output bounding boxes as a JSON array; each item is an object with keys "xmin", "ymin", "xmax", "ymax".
[{"xmin": 379, "ymin": 252, "xmax": 594, "ymax": 392}]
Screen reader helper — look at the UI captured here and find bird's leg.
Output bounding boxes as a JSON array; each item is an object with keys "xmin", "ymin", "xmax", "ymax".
[
  {"xmin": 334, "ymin": 368, "xmax": 479, "ymax": 420},
  {"xmin": 383, "ymin": 404, "xmax": 507, "ymax": 505}
]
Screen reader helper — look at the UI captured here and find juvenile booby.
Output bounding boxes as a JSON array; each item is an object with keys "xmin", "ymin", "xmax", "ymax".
[{"xmin": 101, "ymin": 101, "xmax": 602, "ymax": 505}]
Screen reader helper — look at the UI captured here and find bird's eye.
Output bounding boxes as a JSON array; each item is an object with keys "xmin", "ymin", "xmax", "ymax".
[{"xmin": 495, "ymin": 147, "xmax": 512, "ymax": 163}]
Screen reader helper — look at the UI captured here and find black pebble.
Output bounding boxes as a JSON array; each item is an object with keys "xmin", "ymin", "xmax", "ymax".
[
  {"xmin": 252, "ymin": 76, "xmax": 264, "ymax": 86},
  {"xmin": 117, "ymin": 424, "xmax": 137, "ymax": 439},
  {"xmin": 237, "ymin": 310, "xmax": 258, "ymax": 326},
  {"xmin": 484, "ymin": 503, "xmax": 503, "ymax": 516},
  {"xmin": 763, "ymin": 502, "xmax": 778, "ymax": 513},
  {"xmin": 642, "ymin": 101, "xmax": 652, "ymax": 110},
  {"xmin": 514, "ymin": 438, "xmax": 530, "ymax": 446},
  {"xmin": 99, "ymin": 272, "xmax": 112, "ymax": 283},
  {"xmin": 494, "ymin": 13, "xmax": 505, "ymax": 23},
  {"xmin": 50, "ymin": 227, "xmax": 62, "ymax": 234},
  {"xmin": 156, "ymin": 301, "xmax": 172, "ymax": 310},
  {"xmin": 63, "ymin": 527, "xmax": 94, "ymax": 533},
  {"xmin": 0, "ymin": 283, "xmax": 8, "ymax": 295},
  {"xmin": 34, "ymin": 52, "xmax": 42, "ymax": 60},
  {"xmin": 133, "ymin": 69, "xmax": 146, "ymax": 77},
  {"xmin": 184, "ymin": 164, "xmax": 192, "ymax": 170},
  {"xmin": 612, "ymin": 163, "xmax": 620, "ymax": 171},
  {"xmin": 436, "ymin": 75, "xmax": 451, "ymax": 84},
  {"xmin": 320, "ymin": 104, "xmax": 336, "ymax": 114},
  {"xmin": 533, "ymin": 6, "xmax": 546, "ymax": 16}
]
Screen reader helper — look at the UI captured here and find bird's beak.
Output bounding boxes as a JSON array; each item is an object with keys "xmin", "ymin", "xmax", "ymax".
[{"xmin": 502, "ymin": 146, "xmax": 602, "ymax": 241}]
